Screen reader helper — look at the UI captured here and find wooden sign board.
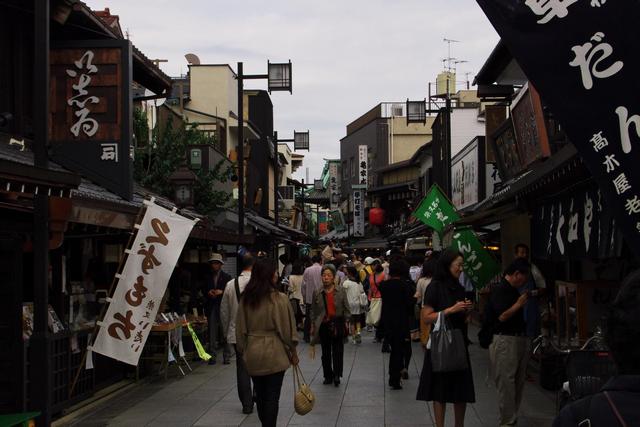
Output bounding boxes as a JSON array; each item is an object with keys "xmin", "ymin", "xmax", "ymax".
[{"xmin": 50, "ymin": 40, "xmax": 132, "ymax": 200}]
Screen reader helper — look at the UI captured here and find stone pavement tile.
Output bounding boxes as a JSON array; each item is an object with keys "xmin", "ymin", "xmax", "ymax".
[
  {"xmin": 336, "ymin": 404, "xmax": 385, "ymax": 427},
  {"xmin": 192, "ymin": 407, "xmax": 250, "ymax": 427},
  {"xmin": 147, "ymin": 397, "xmax": 216, "ymax": 426}
]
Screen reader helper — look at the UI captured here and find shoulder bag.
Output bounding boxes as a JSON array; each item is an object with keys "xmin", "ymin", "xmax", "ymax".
[
  {"xmin": 293, "ymin": 363, "xmax": 315, "ymax": 415},
  {"xmin": 430, "ymin": 311, "xmax": 469, "ymax": 372}
]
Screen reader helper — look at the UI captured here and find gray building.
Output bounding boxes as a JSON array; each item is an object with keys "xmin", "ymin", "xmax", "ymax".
[{"xmin": 339, "ymin": 104, "xmax": 390, "ymax": 201}]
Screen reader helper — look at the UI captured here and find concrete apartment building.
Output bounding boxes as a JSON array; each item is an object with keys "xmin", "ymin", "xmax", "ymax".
[{"xmin": 339, "ymin": 102, "xmax": 435, "ymax": 201}]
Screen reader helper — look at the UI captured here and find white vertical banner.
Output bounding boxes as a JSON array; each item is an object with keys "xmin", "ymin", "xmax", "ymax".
[
  {"xmin": 353, "ymin": 189, "xmax": 365, "ymax": 237},
  {"xmin": 92, "ymin": 201, "xmax": 197, "ymax": 366},
  {"xmin": 329, "ymin": 162, "xmax": 340, "ymax": 210},
  {"xmin": 358, "ymin": 145, "xmax": 368, "ymax": 188}
]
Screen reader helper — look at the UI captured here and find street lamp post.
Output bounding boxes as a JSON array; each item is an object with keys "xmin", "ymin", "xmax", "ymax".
[{"xmin": 236, "ymin": 61, "xmax": 292, "ymax": 271}]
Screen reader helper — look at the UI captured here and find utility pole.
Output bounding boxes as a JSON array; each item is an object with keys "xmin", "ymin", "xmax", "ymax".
[
  {"xmin": 33, "ymin": 1, "xmax": 52, "ymax": 424},
  {"xmin": 237, "ymin": 62, "xmax": 244, "ymax": 274}
]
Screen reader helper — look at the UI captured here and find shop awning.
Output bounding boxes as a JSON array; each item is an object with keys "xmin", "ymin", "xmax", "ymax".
[
  {"xmin": 0, "ymin": 143, "xmax": 80, "ymax": 199},
  {"xmin": 368, "ymin": 182, "xmax": 414, "ymax": 194},
  {"xmin": 277, "ymin": 223, "xmax": 307, "ymax": 240},
  {"xmin": 473, "ymin": 143, "xmax": 580, "ymax": 213},
  {"xmin": 246, "ymin": 212, "xmax": 287, "ymax": 238},
  {"xmin": 351, "ymin": 237, "xmax": 389, "ymax": 250}
]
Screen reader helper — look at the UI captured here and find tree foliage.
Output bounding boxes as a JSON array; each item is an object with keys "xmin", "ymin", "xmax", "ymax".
[{"xmin": 133, "ymin": 108, "xmax": 232, "ymax": 216}]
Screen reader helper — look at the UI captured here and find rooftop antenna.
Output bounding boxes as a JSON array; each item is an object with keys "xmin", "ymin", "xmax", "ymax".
[
  {"xmin": 453, "ymin": 59, "xmax": 468, "ymax": 73},
  {"xmin": 125, "ymin": 27, "xmax": 131, "ymax": 40},
  {"xmin": 463, "ymin": 71, "xmax": 473, "ymax": 89},
  {"xmin": 443, "ymin": 37, "xmax": 460, "ymax": 72}
]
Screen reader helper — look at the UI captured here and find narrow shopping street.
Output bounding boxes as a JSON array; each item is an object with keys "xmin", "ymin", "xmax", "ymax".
[{"xmin": 61, "ymin": 328, "xmax": 555, "ymax": 427}]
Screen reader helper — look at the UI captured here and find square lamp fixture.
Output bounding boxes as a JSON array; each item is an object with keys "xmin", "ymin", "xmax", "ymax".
[
  {"xmin": 406, "ymin": 99, "xmax": 427, "ymax": 124},
  {"xmin": 268, "ymin": 60, "xmax": 292, "ymax": 93},
  {"xmin": 314, "ymin": 179, "xmax": 324, "ymax": 191},
  {"xmin": 293, "ymin": 130, "xmax": 310, "ymax": 151}
]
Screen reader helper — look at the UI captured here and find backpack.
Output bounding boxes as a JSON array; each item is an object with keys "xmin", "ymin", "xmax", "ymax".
[{"xmin": 360, "ymin": 269, "xmax": 371, "ymax": 294}]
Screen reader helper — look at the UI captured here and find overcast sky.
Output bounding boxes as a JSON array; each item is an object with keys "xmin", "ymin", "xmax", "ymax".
[{"xmin": 85, "ymin": 0, "xmax": 500, "ymax": 180}]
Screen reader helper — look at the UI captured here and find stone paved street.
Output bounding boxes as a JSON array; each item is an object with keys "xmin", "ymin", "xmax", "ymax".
[{"xmin": 61, "ymin": 328, "xmax": 556, "ymax": 427}]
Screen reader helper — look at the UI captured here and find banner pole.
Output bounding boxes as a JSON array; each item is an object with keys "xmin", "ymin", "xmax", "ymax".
[{"xmin": 69, "ymin": 203, "xmax": 148, "ymax": 397}]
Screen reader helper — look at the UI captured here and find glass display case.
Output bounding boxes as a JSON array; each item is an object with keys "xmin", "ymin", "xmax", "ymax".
[{"xmin": 555, "ymin": 280, "xmax": 619, "ymax": 347}]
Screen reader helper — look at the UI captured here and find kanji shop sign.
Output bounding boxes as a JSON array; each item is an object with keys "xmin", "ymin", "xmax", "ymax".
[
  {"xmin": 476, "ymin": 0, "xmax": 640, "ymax": 255},
  {"xmin": 531, "ymin": 185, "xmax": 623, "ymax": 259},
  {"xmin": 358, "ymin": 145, "xmax": 368, "ymax": 188},
  {"xmin": 92, "ymin": 201, "xmax": 196, "ymax": 365},
  {"xmin": 450, "ymin": 227, "xmax": 501, "ymax": 289},
  {"xmin": 50, "ymin": 40, "xmax": 133, "ymax": 200},
  {"xmin": 353, "ymin": 189, "xmax": 365, "ymax": 237},
  {"xmin": 329, "ymin": 162, "xmax": 340, "ymax": 209},
  {"xmin": 412, "ymin": 185, "xmax": 460, "ymax": 233}
]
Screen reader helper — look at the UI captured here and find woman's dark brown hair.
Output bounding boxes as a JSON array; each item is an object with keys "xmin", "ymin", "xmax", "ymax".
[{"xmin": 242, "ymin": 258, "xmax": 277, "ymax": 309}]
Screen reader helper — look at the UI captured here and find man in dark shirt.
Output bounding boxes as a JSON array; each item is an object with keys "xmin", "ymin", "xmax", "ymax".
[
  {"xmin": 204, "ymin": 254, "xmax": 232, "ymax": 364},
  {"xmin": 553, "ymin": 269, "xmax": 640, "ymax": 426},
  {"xmin": 379, "ymin": 259, "xmax": 416, "ymax": 390},
  {"xmin": 489, "ymin": 258, "xmax": 530, "ymax": 427}
]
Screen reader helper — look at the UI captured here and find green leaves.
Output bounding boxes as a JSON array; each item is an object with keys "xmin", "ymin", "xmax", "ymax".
[{"xmin": 132, "ymin": 108, "xmax": 230, "ymax": 217}]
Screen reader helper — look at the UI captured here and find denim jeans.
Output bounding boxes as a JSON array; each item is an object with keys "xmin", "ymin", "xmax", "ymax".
[{"xmin": 251, "ymin": 371, "xmax": 285, "ymax": 427}]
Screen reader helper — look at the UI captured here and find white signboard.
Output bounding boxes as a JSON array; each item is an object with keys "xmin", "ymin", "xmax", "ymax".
[
  {"xmin": 329, "ymin": 162, "xmax": 340, "ymax": 209},
  {"xmin": 92, "ymin": 201, "xmax": 197, "ymax": 365},
  {"xmin": 353, "ymin": 189, "xmax": 365, "ymax": 237},
  {"xmin": 451, "ymin": 145, "xmax": 479, "ymax": 210},
  {"xmin": 358, "ymin": 145, "xmax": 368, "ymax": 188}
]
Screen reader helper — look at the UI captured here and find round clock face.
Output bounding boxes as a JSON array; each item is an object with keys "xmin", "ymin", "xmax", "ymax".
[{"xmin": 177, "ymin": 185, "xmax": 191, "ymax": 202}]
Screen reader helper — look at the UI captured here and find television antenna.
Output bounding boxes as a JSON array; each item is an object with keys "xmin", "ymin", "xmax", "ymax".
[{"xmin": 443, "ymin": 38, "xmax": 460, "ymax": 71}]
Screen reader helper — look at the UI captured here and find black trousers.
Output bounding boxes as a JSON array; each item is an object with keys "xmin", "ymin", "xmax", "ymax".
[
  {"xmin": 251, "ymin": 371, "xmax": 285, "ymax": 427},
  {"xmin": 319, "ymin": 322, "xmax": 344, "ymax": 380},
  {"xmin": 389, "ymin": 334, "xmax": 411, "ymax": 385},
  {"xmin": 234, "ymin": 345, "xmax": 253, "ymax": 410}
]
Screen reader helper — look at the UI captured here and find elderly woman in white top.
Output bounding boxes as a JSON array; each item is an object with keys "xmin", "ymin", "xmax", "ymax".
[{"xmin": 342, "ymin": 265, "xmax": 366, "ymax": 344}]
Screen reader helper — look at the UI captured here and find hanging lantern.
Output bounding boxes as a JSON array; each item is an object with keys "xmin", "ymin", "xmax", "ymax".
[{"xmin": 369, "ymin": 207, "xmax": 385, "ymax": 226}]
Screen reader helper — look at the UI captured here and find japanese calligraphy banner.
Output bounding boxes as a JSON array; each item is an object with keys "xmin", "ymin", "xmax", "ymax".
[
  {"xmin": 358, "ymin": 145, "xmax": 368, "ymax": 188},
  {"xmin": 329, "ymin": 162, "xmax": 340, "ymax": 210},
  {"xmin": 353, "ymin": 189, "xmax": 365, "ymax": 237},
  {"xmin": 476, "ymin": 0, "xmax": 640, "ymax": 255},
  {"xmin": 92, "ymin": 201, "xmax": 196, "ymax": 365},
  {"xmin": 412, "ymin": 185, "xmax": 460, "ymax": 233},
  {"xmin": 450, "ymin": 227, "xmax": 501, "ymax": 289}
]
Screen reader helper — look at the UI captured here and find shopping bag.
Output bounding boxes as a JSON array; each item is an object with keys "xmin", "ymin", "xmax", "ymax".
[
  {"xmin": 365, "ymin": 297, "xmax": 381, "ymax": 326},
  {"xmin": 293, "ymin": 364, "xmax": 315, "ymax": 415},
  {"xmin": 430, "ymin": 311, "xmax": 468, "ymax": 372},
  {"xmin": 358, "ymin": 292, "xmax": 369, "ymax": 310}
]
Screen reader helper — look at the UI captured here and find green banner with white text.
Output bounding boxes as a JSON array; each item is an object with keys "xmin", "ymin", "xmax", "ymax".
[
  {"xmin": 450, "ymin": 227, "xmax": 500, "ymax": 289},
  {"xmin": 412, "ymin": 185, "xmax": 460, "ymax": 233}
]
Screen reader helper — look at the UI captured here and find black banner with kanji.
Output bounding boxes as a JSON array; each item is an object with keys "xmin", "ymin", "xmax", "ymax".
[{"xmin": 476, "ymin": 0, "xmax": 640, "ymax": 255}]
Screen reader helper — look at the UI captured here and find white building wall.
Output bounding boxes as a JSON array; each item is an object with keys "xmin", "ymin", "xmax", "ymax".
[{"xmin": 450, "ymin": 108, "xmax": 484, "ymax": 157}]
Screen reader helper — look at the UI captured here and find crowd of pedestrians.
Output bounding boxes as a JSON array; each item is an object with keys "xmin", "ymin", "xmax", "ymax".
[{"xmin": 199, "ymin": 241, "xmax": 638, "ymax": 426}]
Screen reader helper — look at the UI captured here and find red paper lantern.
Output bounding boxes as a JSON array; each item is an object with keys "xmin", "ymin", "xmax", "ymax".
[{"xmin": 369, "ymin": 207, "xmax": 385, "ymax": 226}]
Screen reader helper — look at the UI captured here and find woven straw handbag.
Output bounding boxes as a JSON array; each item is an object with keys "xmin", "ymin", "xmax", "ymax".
[{"xmin": 293, "ymin": 364, "xmax": 315, "ymax": 415}]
